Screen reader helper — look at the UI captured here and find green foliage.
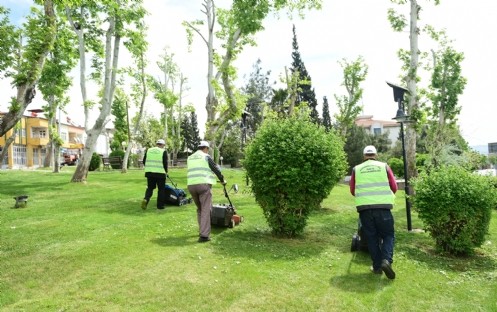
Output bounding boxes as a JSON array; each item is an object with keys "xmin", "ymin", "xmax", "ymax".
[
  {"xmin": 387, "ymin": 8, "xmax": 407, "ymax": 32},
  {"xmin": 321, "ymin": 96, "xmax": 331, "ymax": 132},
  {"xmin": 180, "ymin": 111, "xmax": 201, "ymax": 153},
  {"xmin": 89, "ymin": 152, "xmax": 101, "ymax": 171},
  {"xmin": 343, "ymin": 124, "xmax": 370, "ymax": 174},
  {"xmin": 0, "ymin": 7, "xmax": 20, "ymax": 78},
  {"xmin": 133, "ymin": 114, "xmax": 164, "ymax": 149},
  {"xmin": 244, "ymin": 116, "xmax": 347, "ymax": 237},
  {"xmin": 411, "ymin": 166, "xmax": 497, "ymax": 255},
  {"xmin": 388, "ymin": 157, "xmax": 404, "ymax": 178},
  {"xmin": 333, "ymin": 56, "xmax": 368, "ymax": 138},
  {"xmin": 241, "ymin": 59, "xmax": 273, "ymax": 136},
  {"xmin": 110, "ymin": 89, "xmax": 129, "ymax": 152},
  {"xmin": 290, "ymin": 25, "xmax": 319, "ymax": 124},
  {"xmin": 219, "ymin": 124, "xmax": 242, "ymax": 167}
]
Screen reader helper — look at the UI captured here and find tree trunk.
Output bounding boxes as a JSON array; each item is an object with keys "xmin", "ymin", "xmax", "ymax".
[
  {"xmin": 71, "ymin": 14, "xmax": 120, "ymax": 182},
  {"xmin": 44, "ymin": 141, "xmax": 53, "ymax": 167},
  {"xmin": 0, "ymin": 130, "xmax": 17, "ymax": 167},
  {"xmin": 406, "ymin": 0, "xmax": 419, "ymax": 179}
]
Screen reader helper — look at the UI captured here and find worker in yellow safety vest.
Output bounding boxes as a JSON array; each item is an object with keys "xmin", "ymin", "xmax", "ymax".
[
  {"xmin": 187, "ymin": 140, "xmax": 226, "ymax": 243},
  {"xmin": 141, "ymin": 139, "xmax": 168, "ymax": 210},
  {"xmin": 350, "ymin": 145, "xmax": 398, "ymax": 279}
]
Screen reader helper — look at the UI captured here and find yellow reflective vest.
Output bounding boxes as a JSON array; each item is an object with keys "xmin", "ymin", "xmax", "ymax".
[
  {"xmin": 144, "ymin": 147, "xmax": 165, "ymax": 173},
  {"xmin": 187, "ymin": 150, "xmax": 216, "ymax": 185},
  {"xmin": 354, "ymin": 160, "xmax": 395, "ymax": 211}
]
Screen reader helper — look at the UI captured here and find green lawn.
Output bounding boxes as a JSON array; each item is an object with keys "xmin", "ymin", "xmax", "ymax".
[{"xmin": 1, "ymin": 168, "xmax": 496, "ymax": 312}]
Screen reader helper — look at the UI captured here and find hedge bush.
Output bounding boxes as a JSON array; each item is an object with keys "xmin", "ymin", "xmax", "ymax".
[
  {"xmin": 89, "ymin": 153, "xmax": 101, "ymax": 171},
  {"xmin": 243, "ymin": 117, "xmax": 347, "ymax": 237},
  {"xmin": 411, "ymin": 166, "xmax": 497, "ymax": 255},
  {"xmin": 387, "ymin": 157, "xmax": 404, "ymax": 178}
]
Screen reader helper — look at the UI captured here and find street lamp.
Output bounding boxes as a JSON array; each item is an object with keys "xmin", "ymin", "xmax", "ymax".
[
  {"xmin": 241, "ymin": 110, "xmax": 252, "ymax": 186},
  {"xmin": 386, "ymin": 81, "xmax": 412, "ymax": 231},
  {"xmin": 241, "ymin": 110, "xmax": 252, "ymax": 148}
]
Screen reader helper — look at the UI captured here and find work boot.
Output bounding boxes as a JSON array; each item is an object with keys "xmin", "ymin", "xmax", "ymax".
[
  {"xmin": 381, "ymin": 259, "xmax": 396, "ymax": 280},
  {"xmin": 141, "ymin": 199, "xmax": 148, "ymax": 210},
  {"xmin": 370, "ymin": 266, "xmax": 382, "ymax": 275},
  {"xmin": 198, "ymin": 236, "xmax": 211, "ymax": 243}
]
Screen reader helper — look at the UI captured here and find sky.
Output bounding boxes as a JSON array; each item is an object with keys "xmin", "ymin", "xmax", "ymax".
[{"xmin": 1, "ymin": 0, "xmax": 496, "ymax": 148}]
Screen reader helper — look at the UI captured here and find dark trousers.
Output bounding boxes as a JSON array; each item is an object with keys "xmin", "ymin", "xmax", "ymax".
[
  {"xmin": 144, "ymin": 176, "xmax": 166, "ymax": 209},
  {"xmin": 359, "ymin": 209, "xmax": 395, "ymax": 270}
]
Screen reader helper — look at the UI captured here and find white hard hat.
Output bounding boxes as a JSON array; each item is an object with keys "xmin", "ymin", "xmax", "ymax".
[
  {"xmin": 198, "ymin": 140, "xmax": 210, "ymax": 148},
  {"xmin": 156, "ymin": 139, "xmax": 165, "ymax": 145},
  {"xmin": 363, "ymin": 145, "xmax": 377, "ymax": 155}
]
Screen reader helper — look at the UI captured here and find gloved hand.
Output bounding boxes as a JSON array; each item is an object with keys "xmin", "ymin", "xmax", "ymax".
[{"xmin": 222, "ymin": 180, "xmax": 227, "ymax": 185}]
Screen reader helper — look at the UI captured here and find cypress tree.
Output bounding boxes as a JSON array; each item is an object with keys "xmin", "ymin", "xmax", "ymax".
[
  {"xmin": 322, "ymin": 96, "xmax": 331, "ymax": 132},
  {"xmin": 291, "ymin": 24, "xmax": 319, "ymax": 124}
]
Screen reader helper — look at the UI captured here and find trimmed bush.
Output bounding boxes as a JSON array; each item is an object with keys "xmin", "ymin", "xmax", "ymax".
[
  {"xmin": 89, "ymin": 153, "xmax": 101, "ymax": 171},
  {"xmin": 387, "ymin": 157, "xmax": 404, "ymax": 178},
  {"xmin": 243, "ymin": 117, "xmax": 347, "ymax": 237},
  {"xmin": 411, "ymin": 166, "xmax": 497, "ymax": 255}
]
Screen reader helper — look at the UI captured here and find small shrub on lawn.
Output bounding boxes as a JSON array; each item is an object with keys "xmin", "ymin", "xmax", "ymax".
[
  {"xmin": 89, "ymin": 152, "xmax": 101, "ymax": 171},
  {"xmin": 387, "ymin": 157, "xmax": 404, "ymax": 178},
  {"xmin": 244, "ymin": 116, "xmax": 347, "ymax": 237},
  {"xmin": 411, "ymin": 165, "xmax": 497, "ymax": 255}
]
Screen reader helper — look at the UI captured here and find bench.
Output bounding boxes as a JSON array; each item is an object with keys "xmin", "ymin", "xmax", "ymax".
[{"xmin": 102, "ymin": 156, "xmax": 123, "ymax": 170}]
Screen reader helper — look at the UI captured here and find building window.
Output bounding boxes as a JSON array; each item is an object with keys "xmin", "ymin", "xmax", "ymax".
[
  {"xmin": 31, "ymin": 128, "xmax": 47, "ymax": 138},
  {"xmin": 373, "ymin": 128, "xmax": 382, "ymax": 136},
  {"xmin": 13, "ymin": 144, "xmax": 27, "ymax": 166},
  {"xmin": 61, "ymin": 132, "xmax": 68, "ymax": 141},
  {"xmin": 489, "ymin": 143, "xmax": 497, "ymax": 154}
]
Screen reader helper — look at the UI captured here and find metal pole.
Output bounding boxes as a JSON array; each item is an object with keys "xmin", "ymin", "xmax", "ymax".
[{"xmin": 399, "ymin": 101, "xmax": 412, "ymax": 231}]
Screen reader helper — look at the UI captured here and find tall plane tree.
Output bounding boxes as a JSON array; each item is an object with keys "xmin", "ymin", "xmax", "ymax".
[
  {"xmin": 184, "ymin": 0, "xmax": 322, "ymax": 150},
  {"xmin": 425, "ymin": 27, "xmax": 466, "ymax": 167},
  {"xmin": 333, "ymin": 56, "xmax": 368, "ymax": 139},
  {"xmin": 38, "ymin": 16, "xmax": 78, "ymax": 172},
  {"xmin": 65, "ymin": 0, "xmax": 146, "ymax": 182},
  {"xmin": 121, "ymin": 20, "xmax": 148, "ymax": 172},
  {"xmin": 0, "ymin": 1, "xmax": 58, "ymax": 146},
  {"xmin": 388, "ymin": 0, "xmax": 441, "ymax": 178}
]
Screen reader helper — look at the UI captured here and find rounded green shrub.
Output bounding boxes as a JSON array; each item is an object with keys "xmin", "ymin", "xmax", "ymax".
[
  {"xmin": 411, "ymin": 166, "xmax": 497, "ymax": 255},
  {"xmin": 387, "ymin": 157, "xmax": 404, "ymax": 178},
  {"xmin": 243, "ymin": 117, "xmax": 347, "ymax": 237},
  {"xmin": 89, "ymin": 153, "xmax": 101, "ymax": 171}
]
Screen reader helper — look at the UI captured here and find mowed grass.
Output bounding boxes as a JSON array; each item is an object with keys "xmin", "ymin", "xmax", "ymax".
[{"xmin": 0, "ymin": 167, "xmax": 496, "ymax": 312}]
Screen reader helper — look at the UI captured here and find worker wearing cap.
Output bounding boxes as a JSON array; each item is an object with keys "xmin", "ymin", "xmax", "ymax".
[
  {"xmin": 187, "ymin": 140, "xmax": 226, "ymax": 243},
  {"xmin": 141, "ymin": 139, "xmax": 168, "ymax": 210},
  {"xmin": 349, "ymin": 145, "xmax": 398, "ymax": 279}
]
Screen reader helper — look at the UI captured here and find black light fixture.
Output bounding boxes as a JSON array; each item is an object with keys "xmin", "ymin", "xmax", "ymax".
[{"xmin": 386, "ymin": 81, "xmax": 412, "ymax": 231}]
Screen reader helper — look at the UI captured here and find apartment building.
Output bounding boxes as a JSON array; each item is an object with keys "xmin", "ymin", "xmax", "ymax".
[
  {"xmin": 355, "ymin": 115, "xmax": 400, "ymax": 146},
  {"xmin": 0, "ymin": 110, "xmax": 85, "ymax": 169}
]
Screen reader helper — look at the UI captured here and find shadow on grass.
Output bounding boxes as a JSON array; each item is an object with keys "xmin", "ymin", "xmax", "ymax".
[
  {"xmin": 151, "ymin": 235, "xmax": 199, "ymax": 247},
  {"xmin": 2, "ymin": 179, "xmax": 68, "ymax": 196},
  {"xmin": 330, "ymin": 273, "xmax": 389, "ymax": 293},
  {"xmin": 398, "ymin": 240, "xmax": 497, "ymax": 274},
  {"xmin": 102, "ymin": 200, "xmax": 195, "ymax": 216}
]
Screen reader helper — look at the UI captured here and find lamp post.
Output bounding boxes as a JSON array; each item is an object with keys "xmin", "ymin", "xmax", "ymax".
[
  {"xmin": 387, "ymin": 81, "xmax": 412, "ymax": 231},
  {"xmin": 241, "ymin": 110, "xmax": 251, "ymax": 186}
]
